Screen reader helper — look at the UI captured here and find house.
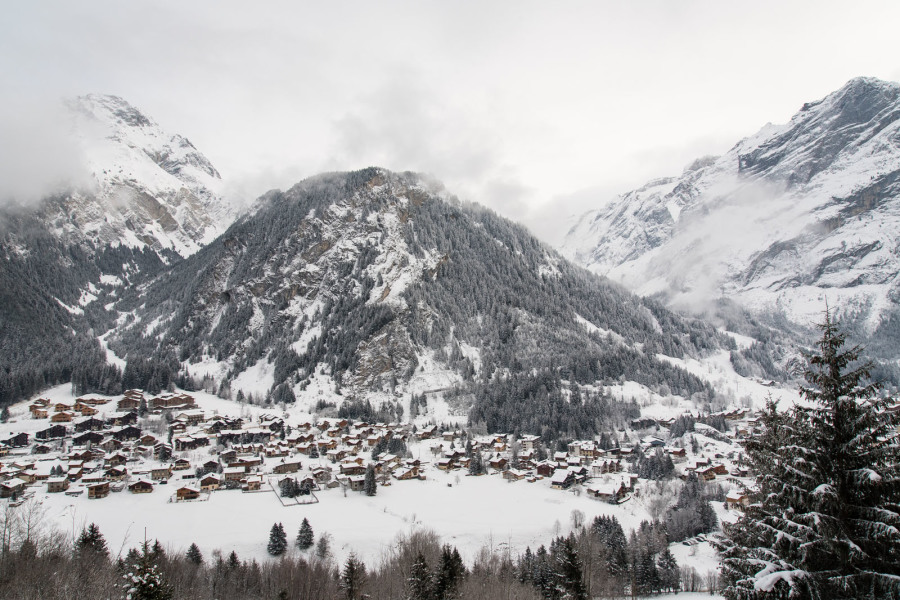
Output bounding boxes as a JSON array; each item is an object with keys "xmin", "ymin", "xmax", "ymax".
[
  {"xmin": 54, "ymin": 402, "xmax": 72, "ymax": 413},
  {"xmin": 176, "ymin": 486, "xmax": 201, "ymax": 501},
  {"xmin": 47, "ymin": 477, "xmax": 70, "ymax": 493},
  {"xmin": 128, "ymin": 480, "xmax": 154, "ymax": 494},
  {"xmin": 87, "ymin": 481, "xmax": 110, "ymax": 499},
  {"xmin": 105, "ymin": 452, "xmax": 128, "ymax": 467},
  {"xmin": 347, "ymin": 475, "xmax": 366, "ymax": 492},
  {"xmin": 51, "ymin": 411, "xmax": 74, "ymax": 423},
  {"xmin": 106, "ymin": 411, "xmax": 137, "ymax": 426},
  {"xmin": 105, "ymin": 467, "xmax": 128, "ymax": 482},
  {"xmin": 242, "ymin": 476, "xmax": 263, "ymax": 492},
  {"xmin": 74, "ymin": 416, "xmax": 106, "ymax": 432},
  {"xmin": 503, "ymin": 468, "xmax": 529, "ymax": 482},
  {"xmin": 111, "ymin": 425, "xmax": 142, "ymax": 442},
  {"xmin": 272, "ymin": 460, "xmax": 302, "ymax": 475},
  {"xmin": 175, "ymin": 409, "xmax": 206, "ymax": 425},
  {"xmin": 488, "ymin": 456, "xmax": 508, "ymax": 471},
  {"xmin": 587, "ymin": 482, "xmax": 627, "ymax": 504},
  {"xmin": 393, "ymin": 466, "xmax": 420, "ymax": 481},
  {"xmin": 2, "ymin": 432, "xmax": 29, "ymax": 448},
  {"xmin": 536, "ymin": 462, "xmax": 556, "ymax": 478},
  {"xmin": 100, "ymin": 439, "xmax": 124, "ymax": 453},
  {"xmin": 173, "ymin": 458, "xmax": 191, "ymax": 471},
  {"xmin": 223, "ymin": 467, "xmax": 247, "ymax": 482},
  {"xmin": 35, "ymin": 424, "xmax": 68, "ymax": 440},
  {"xmin": 199, "ymin": 474, "xmax": 222, "ymax": 491},
  {"xmin": 117, "ymin": 397, "xmax": 141, "ymax": 411},
  {"xmin": 0, "ymin": 478, "xmax": 27, "ymax": 498},
  {"xmin": 550, "ymin": 469, "xmax": 576, "ymax": 490},
  {"xmin": 73, "ymin": 431, "xmax": 104, "ymax": 446},
  {"xmin": 151, "ymin": 467, "xmax": 172, "ymax": 481},
  {"xmin": 30, "ymin": 407, "xmax": 49, "ymax": 419},
  {"xmin": 726, "ymin": 492, "xmax": 750, "ymax": 511}
]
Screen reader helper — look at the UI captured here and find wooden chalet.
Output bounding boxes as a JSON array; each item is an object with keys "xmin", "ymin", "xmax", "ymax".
[
  {"xmin": 128, "ymin": 480, "xmax": 154, "ymax": 494},
  {"xmin": 47, "ymin": 477, "xmax": 70, "ymax": 493},
  {"xmin": 0, "ymin": 478, "xmax": 27, "ymax": 498},
  {"xmin": 587, "ymin": 482, "xmax": 627, "ymax": 504},
  {"xmin": 550, "ymin": 469, "xmax": 576, "ymax": 490},
  {"xmin": 35, "ymin": 424, "xmax": 68, "ymax": 440},
  {"xmin": 73, "ymin": 431, "xmax": 103, "ymax": 446},
  {"xmin": 51, "ymin": 411, "xmax": 74, "ymax": 423},
  {"xmin": 3, "ymin": 432, "xmax": 29, "ymax": 448},
  {"xmin": 106, "ymin": 411, "xmax": 137, "ymax": 426},
  {"xmin": 176, "ymin": 486, "xmax": 201, "ymax": 501},
  {"xmin": 199, "ymin": 474, "xmax": 222, "ymax": 491},
  {"xmin": 151, "ymin": 467, "xmax": 172, "ymax": 481},
  {"xmin": 87, "ymin": 481, "xmax": 110, "ymax": 499},
  {"xmin": 272, "ymin": 460, "xmax": 302, "ymax": 475}
]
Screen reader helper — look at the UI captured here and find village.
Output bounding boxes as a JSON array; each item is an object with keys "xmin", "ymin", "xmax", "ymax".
[{"xmin": 0, "ymin": 387, "xmax": 759, "ymax": 518}]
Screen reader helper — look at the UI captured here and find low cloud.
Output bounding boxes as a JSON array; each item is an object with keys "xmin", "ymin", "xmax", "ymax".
[{"xmin": 0, "ymin": 96, "xmax": 92, "ymax": 207}]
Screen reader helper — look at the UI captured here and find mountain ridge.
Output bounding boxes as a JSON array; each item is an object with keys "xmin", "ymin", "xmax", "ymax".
[{"xmin": 561, "ymin": 76, "xmax": 900, "ymax": 369}]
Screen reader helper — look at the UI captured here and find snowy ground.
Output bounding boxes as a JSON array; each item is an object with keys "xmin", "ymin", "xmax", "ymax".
[{"xmin": 30, "ymin": 449, "xmax": 655, "ymax": 568}]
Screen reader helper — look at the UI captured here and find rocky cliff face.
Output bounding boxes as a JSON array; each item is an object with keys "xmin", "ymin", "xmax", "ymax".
[
  {"xmin": 39, "ymin": 94, "xmax": 235, "ymax": 256},
  {"xmin": 562, "ymin": 77, "xmax": 900, "ymax": 357}
]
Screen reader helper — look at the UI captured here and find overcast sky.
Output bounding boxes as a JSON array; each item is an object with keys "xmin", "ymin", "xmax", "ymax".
[{"xmin": 3, "ymin": 1, "xmax": 899, "ymax": 243}]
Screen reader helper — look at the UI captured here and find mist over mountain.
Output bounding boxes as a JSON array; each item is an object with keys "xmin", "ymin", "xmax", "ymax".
[
  {"xmin": 562, "ymin": 77, "xmax": 900, "ymax": 376},
  {"xmin": 0, "ymin": 95, "xmax": 237, "ymax": 404},
  {"xmin": 104, "ymin": 168, "xmax": 731, "ymax": 438}
]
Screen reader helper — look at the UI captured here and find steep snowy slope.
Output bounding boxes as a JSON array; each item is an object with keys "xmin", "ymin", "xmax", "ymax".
[
  {"xmin": 40, "ymin": 94, "xmax": 235, "ymax": 256},
  {"xmin": 107, "ymin": 168, "xmax": 732, "ymax": 436},
  {"xmin": 562, "ymin": 77, "xmax": 900, "ymax": 356}
]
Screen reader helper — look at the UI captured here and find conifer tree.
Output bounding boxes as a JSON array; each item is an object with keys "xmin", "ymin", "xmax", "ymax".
[
  {"xmin": 296, "ymin": 517, "xmax": 314, "ymax": 550},
  {"xmin": 186, "ymin": 542, "xmax": 203, "ymax": 565},
  {"xmin": 364, "ymin": 464, "xmax": 377, "ymax": 496},
  {"xmin": 75, "ymin": 523, "xmax": 109, "ymax": 559},
  {"xmin": 408, "ymin": 552, "xmax": 433, "ymax": 600},
  {"xmin": 434, "ymin": 544, "xmax": 465, "ymax": 599},
  {"xmin": 124, "ymin": 542, "xmax": 173, "ymax": 600},
  {"xmin": 719, "ymin": 312, "xmax": 900, "ymax": 599},
  {"xmin": 267, "ymin": 522, "xmax": 287, "ymax": 557},
  {"xmin": 340, "ymin": 552, "xmax": 367, "ymax": 600}
]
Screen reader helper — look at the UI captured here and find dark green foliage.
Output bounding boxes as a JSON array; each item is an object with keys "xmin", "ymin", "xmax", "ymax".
[
  {"xmin": 719, "ymin": 312, "xmax": 900, "ymax": 599},
  {"xmin": 296, "ymin": 518, "xmax": 314, "ymax": 550},
  {"xmin": 340, "ymin": 552, "xmax": 367, "ymax": 600},
  {"xmin": 102, "ymin": 169, "xmax": 723, "ymax": 441},
  {"xmin": 123, "ymin": 541, "xmax": 173, "ymax": 600},
  {"xmin": 364, "ymin": 464, "xmax": 377, "ymax": 496},
  {"xmin": 433, "ymin": 544, "xmax": 466, "ymax": 599},
  {"xmin": 408, "ymin": 553, "xmax": 433, "ymax": 600},
  {"xmin": 75, "ymin": 522, "xmax": 109, "ymax": 559},
  {"xmin": 266, "ymin": 523, "xmax": 287, "ymax": 557},
  {"xmin": 186, "ymin": 543, "xmax": 203, "ymax": 565},
  {"xmin": 665, "ymin": 473, "xmax": 718, "ymax": 543},
  {"xmin": 636, "ymin": 448, "xmax": 675, "ymax": 480}
]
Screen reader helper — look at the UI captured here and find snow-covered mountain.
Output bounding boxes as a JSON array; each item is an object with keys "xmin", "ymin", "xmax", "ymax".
[
  {"xmin": 40, "ymin": 94, "xmax": 235, "ymax": 256},
  {"xmin": 562, "ymin": 77, "xmax": 900, "ymax": 359},
  {"xmin": 107, "ymin": 168, "xmax": 733, "ymax": 432}
]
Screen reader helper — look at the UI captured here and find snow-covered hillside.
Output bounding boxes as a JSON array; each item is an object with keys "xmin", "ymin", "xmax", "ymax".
[
  {"xmin": 562, "ymin": 77, "xmax": 900, "ymax": 353},
  {"xmin": 43, "ymin": 94, "xmax": 236, "ymax": 256}
]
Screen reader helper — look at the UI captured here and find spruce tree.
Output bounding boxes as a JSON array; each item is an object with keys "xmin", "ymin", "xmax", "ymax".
[
  {"xmin": 267, "ymin": 522, "xmax": 288, "ymax": 556},
  {"xmin": 719, "ymin": 312, "xmax": 900, "ymax": 599},
  {"xmin": 296, "ymin": 517, "xmax": 314, "ymax": 550},
  {"xmin": 0, "ymin": 405, "xmax": 9, "ymax": 423},
  {"xmin": 408, "ymin": 552, "xmax": 433, "ymax": 600},
  {"xmin": 364, "ymin": 464, "xmax": 377, "ymax": 496},
  {"xmin": 186, "ymin": 542, "xmax": 203, "ymax": 565},
  {"xmin": 340, "ymin": 552, "xmax": 367, "ymax": 600},
  {"xmin": 124, "ymin": 542, "xmax": 173, "ymax": 600},
  {"xmin": 75, "ymin": 523, "xmax": 109, "ymax": 559},
  {"xmin": 434, "ymin": 544, "xmax": 465, "ymax": 599}
]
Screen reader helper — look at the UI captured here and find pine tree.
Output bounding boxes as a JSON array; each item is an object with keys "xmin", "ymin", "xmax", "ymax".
[
  {"xmin": 719, "ymin": 312, "xmax": 900, "ymax": 599},
  {"xmin": 0, "ymin": 405, "xmax": 9, "ymax": 423},
  {"xmin": 408, "ymin": 552, "xmax": 433, "ymax": 600},
  {"xmin": 186, "ymin": 542, "xmax": 203, "ymax": 565},
  {"xmin": 434, "ymin": 544, "xmax": 465, "ymax": 599},
  {"xmin": 75, "ymin": 523, "xmax": 109, "ymax": 559},
  {"xmin": 310, "ymin": 443, "xmax": 320, "ymax": 459},
  {"xmin": 657, "ymin": 548, "xmax": 680, "ymax": 593},
  {"xmin": 340, "ymin": 552, "xmax": 367, "ymax": 600},
  {"xmin": 267, "ymin": 522, "xmax": 287, "ymax": 556},
  {"xmin": 364, "ymin": 463, "xmax": 377, "ymax": 496},
  {"xmin": 227, "ymin": 550, "xmax": 240, "ymax": 569},
  {"xmin": 296, "ymin": 517, "xmax": 314, "ymax": 550},
  {"xmin": 124, "ymin": 542, "xmax": 173, "ymax": 600},
  {"xmin": 555, "ymin": 535, "xmax": 588, "ymax": 600}
]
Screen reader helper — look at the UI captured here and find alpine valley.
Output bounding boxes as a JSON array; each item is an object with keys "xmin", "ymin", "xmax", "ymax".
[{"xmin": 563, "ymin": 77, "xmax": 900, "ymax": 381}]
